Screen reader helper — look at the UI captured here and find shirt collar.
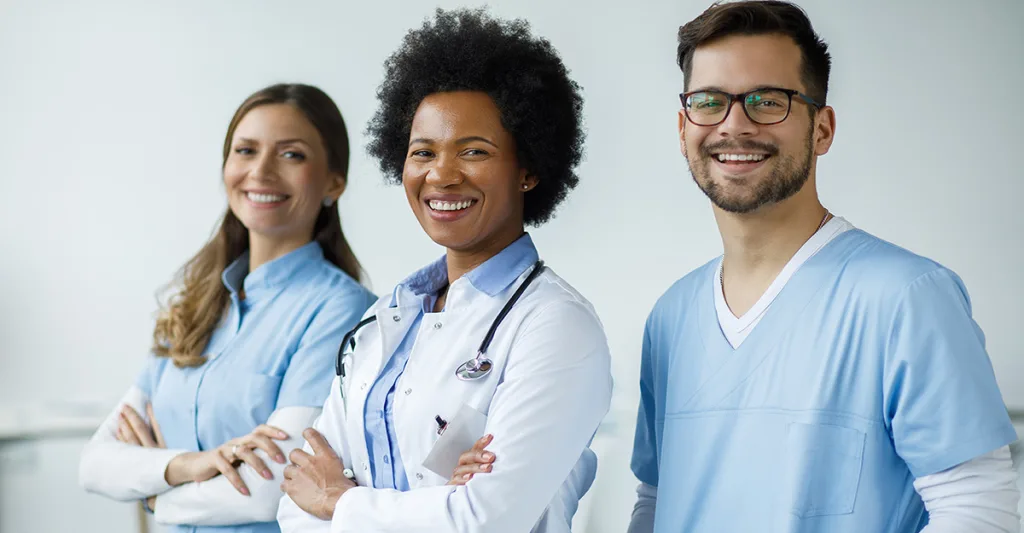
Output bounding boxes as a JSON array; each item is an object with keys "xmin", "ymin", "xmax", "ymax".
[
  {"xmin": 221, "ymin": 241, "xmax": 324, "ymax": 298},
  {"xmin": 390, "ymin": 233, "xmax": 539, "ymax": 306}
]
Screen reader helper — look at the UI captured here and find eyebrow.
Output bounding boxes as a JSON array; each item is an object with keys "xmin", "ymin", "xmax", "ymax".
[
  {"xmin": 409, "ymin": 136, "xmax": 499, "ymax": 148},
  {"xmin": 236, "ymin": 137, "xmax": 312, "ymax": 147}
]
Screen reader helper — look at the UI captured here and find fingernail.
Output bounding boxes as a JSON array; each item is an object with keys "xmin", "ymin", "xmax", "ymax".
[
  {"xmin": 482, "ymin": 452, "xmax": 494, "ymax": 461},
  {"xmin": 241, "ymin": 487, "xmax": 250, "ymax": 496},
  {"xmin": 276, "ymin": 454, "xmax": 286, "ymax": 463},
  {"xmin": 464, "ymin": 473, "xmax": 472, "ymax": 480},
  {"xmin": 483, "ymin": 464, "xmax": 491, "ymax": 471},
  {"xmin": 263, "ymin": 470, "xmax": 272, "ymax": 480}
]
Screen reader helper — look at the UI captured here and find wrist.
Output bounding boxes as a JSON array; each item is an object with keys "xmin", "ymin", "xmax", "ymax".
[
  {"xmin": 318, "ymin": 486, "xmax": 346, "ymax": 521},
  {"xmin": 164, "ymin": 452, "xmax": 194, "ymax": 486}
]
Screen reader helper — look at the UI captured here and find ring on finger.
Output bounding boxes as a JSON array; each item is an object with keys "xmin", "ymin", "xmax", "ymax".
[{"xmin": 231, "ymin": 444, "xmax": 242, "ymax": 457}]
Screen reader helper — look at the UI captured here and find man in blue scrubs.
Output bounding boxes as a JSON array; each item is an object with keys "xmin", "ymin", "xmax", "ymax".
[{"xmin": 629, "ymin": 2, "xmax": 1021, "ymax": 531}]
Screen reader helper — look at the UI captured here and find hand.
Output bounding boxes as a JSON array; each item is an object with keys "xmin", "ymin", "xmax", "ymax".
[
  {"xmin": 447, "ymin": 434, "xmax": 495, "ymax": 485},
  {"xmin": 116, "ymin": 404, "xmax": 166, "ymax": 448},
  {"xmin": 282, "ymin": 428, "xmax": 355, "ymax": 520},
  {"xmin": 164, "ymin": 424, "xmax": 289, "ymax": 494}
]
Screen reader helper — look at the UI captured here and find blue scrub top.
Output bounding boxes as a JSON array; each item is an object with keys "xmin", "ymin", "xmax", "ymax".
[
  {"xmin": 632, "ymin": 229, "xmax": 1017, "ymax": 532},
  {"xmin": 136, "ymin": 242, "xmax": 377, "ymax": 533}
]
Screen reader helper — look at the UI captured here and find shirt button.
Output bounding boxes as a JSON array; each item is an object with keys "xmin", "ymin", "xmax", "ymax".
[
  {"xmin": 404, "ymin": 388, "xmax": 412, "ymax": 395},
  {"xmin": 383, "ymin": 455, "xmax": 390, "ymax": 464},
  {"xmin": 433, "ymin": 322, "xmax": 442, "ymax": 329},
  {"xmin": 415, "ymin": 473, "xmax": 424, "ymax": 480},
  {"xmin": 392, "ymin": 315, "xmax": 401, "ymax": 322}
]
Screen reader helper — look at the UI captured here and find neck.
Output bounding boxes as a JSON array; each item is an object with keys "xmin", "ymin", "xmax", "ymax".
[
  {"xmin": 248, "ymin": 232, "xmax": 311, "ymax": 273},
  {"xmin": 445, "ymin": 228, "xmax": 525, "ymax": 285},
  {"xmin": 716, "ymin": 190, "xmax": 828, "ymax": 280}
]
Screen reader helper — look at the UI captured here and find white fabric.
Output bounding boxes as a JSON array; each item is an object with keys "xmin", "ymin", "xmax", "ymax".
[
  {"xmin": 625, "ymin": 443, "xmax": 1019, "ymax": 533},
  {"xmin": 278, "ymin": 266, "xmax": 613, "ymax": 533},
  {"xmin": 78, "ymin": 385, "xmax": 189, "ymax": 500},
  {"xmin": 78, "ymin": 385, "xmax": 321, "ymax": 526},
  {"xmin": 153, "ymin": 406, "xmax": 322, "ymax": 526},
  {"xmin": 714, "ymin": 216, "xmax": 854, "ymax": 348},
  {"xmin": 915, "ymin": 446, "xmax": 1021, "ymax": 532}
]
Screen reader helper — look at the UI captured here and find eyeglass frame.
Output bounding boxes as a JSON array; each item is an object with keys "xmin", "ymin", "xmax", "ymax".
[{"xmin": 678, "ymin": 87, "xmax": 824, "ymax": 126}]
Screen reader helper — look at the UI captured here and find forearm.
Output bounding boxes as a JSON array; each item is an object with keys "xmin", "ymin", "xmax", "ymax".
[
  {"xmin": 916, "ymin": 446, "xmax": 1021, "ymax": 533},
  {"xmin": 78, "ymin": 386, "xmax": 188, "ymax": 500},
  {"xmin": 154, "ymin": 406, "xmax": 321, "ymax": 526},
  {"xmin": 626, "ymin": 483, "xmax": 657, "ymax": 533}
]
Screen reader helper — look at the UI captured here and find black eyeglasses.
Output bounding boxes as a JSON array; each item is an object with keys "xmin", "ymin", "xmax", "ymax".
[{"xmin": 679, "ymin": 87, "xmax": 822, "ymax": 126}]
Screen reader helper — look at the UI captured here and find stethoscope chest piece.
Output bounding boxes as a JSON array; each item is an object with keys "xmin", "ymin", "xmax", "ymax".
[{"xmin": 455, "ymin": 355, "xmax": 493, "ymax": 381}]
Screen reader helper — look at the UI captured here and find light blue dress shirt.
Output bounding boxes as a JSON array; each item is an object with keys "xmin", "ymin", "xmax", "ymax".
[
  {"xmin": 631, "ymin": 229, "xmax": 1017, "ymax": 532},
  {"xmin": 136, "ymin": 242, "xmax": 377, "ymax": 533},
  {"xmin": 363, "ymin": 233, "xmax": 539, "ymax": 490}
]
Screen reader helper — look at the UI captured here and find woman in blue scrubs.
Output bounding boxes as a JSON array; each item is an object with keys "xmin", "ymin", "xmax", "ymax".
[{"xmin": 79, "ymin": 83, "xmax": 377, "ymax": 532}]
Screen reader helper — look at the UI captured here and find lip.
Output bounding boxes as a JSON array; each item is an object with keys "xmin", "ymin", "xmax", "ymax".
[
  {"xmin": 243, "ymin": 189, "xmax": 290, "ymax": 209},
  {"xmin": 422, "ymin": 193, "xmax": 478, "ymax": 222}
]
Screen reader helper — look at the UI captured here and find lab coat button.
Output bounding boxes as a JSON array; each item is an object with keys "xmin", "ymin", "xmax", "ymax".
[
  {"xmin": 392, "ymin": 315, "xmax": 401, "ymax": 322},
  {"xmin": 404, "ymin": 388, "xmax": 412, "ymax": 395},
  {"xmin": 433, "ymin": 322, "xmax": 442, "ymax": 329},
  {"xmin": 362, "ymin": 462, "xmax": 369, "ymax": 471},
  {"xmin": 361, "ymin": 383, "xmax": 367, "ymax": 390},
  {"xmin": 383, "ymin": 455, "xmax": 390, "ymax": 464},
  {"xmin": 415, "ymin": 473, "xmax": 423, "ymax": 480}
]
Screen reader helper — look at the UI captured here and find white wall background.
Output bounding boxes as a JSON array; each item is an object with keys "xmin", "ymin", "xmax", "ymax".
[{"xmin": 1, "ymin": 0, "xmax": 1021, "ymax": 531}]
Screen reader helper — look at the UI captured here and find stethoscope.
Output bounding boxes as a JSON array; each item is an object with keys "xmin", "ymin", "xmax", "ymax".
[{"xmin": 335, "ymin": 259, "xmax": 546, "ymax": 387}]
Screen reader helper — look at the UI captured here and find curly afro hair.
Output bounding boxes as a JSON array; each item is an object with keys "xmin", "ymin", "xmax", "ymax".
[{"xmin": 366, "ymin": 7, "xmax": 585, "ymax": 226}]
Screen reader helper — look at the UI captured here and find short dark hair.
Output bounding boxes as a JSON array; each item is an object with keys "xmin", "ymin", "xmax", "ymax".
[
  {"xmin": 366, "ymin": 8, "xmax": 585, "ymax": 226},
  {"xmin": 677, "ymin": 1, "xmax": 832, "ymax": 105}
]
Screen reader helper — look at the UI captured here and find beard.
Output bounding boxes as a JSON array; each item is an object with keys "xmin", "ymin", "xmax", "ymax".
[{"xmin": 688, "ymin": 130, "xmax": 814, "ymax": 214}]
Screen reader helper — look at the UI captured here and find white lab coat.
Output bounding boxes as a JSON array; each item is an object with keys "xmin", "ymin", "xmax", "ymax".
[{"xmin": 277, "ymin": 266, "xmax": 613, "ymax": 533}]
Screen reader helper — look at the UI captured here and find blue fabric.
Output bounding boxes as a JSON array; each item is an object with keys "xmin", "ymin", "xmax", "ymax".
[
  {"xmin": 135, "ymin": 242, "xmax": 377, "ymax": 533},
  {"xmin": 363, "ymin": 233, "xmax": 539, "ymax": 489},
  {"xmin": 631, "ymin": 229, "xmax": 1017, "ymax": 533}
]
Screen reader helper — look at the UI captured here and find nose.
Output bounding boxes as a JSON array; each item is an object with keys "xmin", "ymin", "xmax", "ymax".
[
  {"xmin": 716, "ymin": 99, "xmax": 759, "ymax": 138},
  {"xmin": 424, "ymin": 153, "xmax": 464, "ymax": 187},
  {"xmin": 248, "ymin": 151, "xmax": 278, "ymax": 181}
]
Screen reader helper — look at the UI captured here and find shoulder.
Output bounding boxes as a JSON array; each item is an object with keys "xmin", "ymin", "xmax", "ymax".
[
  {"xmin": 832, "ymin": 230, "xmax": 968, "ymax": 305},
  {"xmin": 294, "ymin": 258, "xmax": 379, "ymax": 317},
  {"xmin": 647, "ymin": 258, "xmax": 717, "ymax": 328}
]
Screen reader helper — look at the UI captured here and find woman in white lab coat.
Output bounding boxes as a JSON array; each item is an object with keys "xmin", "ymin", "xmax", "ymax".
[
  {"xmin": 78, "ymin": 84, "xmax": 377, "ymax": 532},
  {"xmin": 277, "ymin": 8, "xmax": 613, "ymax": 533}
]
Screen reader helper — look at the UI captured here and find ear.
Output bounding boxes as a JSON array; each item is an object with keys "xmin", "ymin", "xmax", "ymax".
[
  {"xmin": 519, "ymin": 169, "xmax": 539, "ymax": 192},
  {"xmin": 678, "ymin": 109, "xmax": 689, "ymax": 160},
  {"xmin": 324, "ymin": 172, "xmax": 347, "ymax": 204},
  {"xmin": 813, "ymin": 106, "xmax": 837, "ymax": 156}
]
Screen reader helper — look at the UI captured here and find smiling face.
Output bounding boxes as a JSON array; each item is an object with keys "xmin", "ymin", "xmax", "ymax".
[
  {"xmin": 680, "ymin": 33, "xmax": 834, "ymax": 214},
  {"xmin": 403, "ymin": 91, "xmax": 536, "ymax": 256},
  {"xmin": 222, "ymin": 103, "xmax": 345, "ymax": 247}
]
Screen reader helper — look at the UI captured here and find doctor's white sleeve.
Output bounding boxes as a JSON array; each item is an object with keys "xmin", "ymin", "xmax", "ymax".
[
  {"xmin": 329, "ymin": 299, "xmax": 613, "ymax": 533},
  {"xmin": 78, "ymin": 386, "xmax": 191, "ymax": 500},
  {"xmin": 151, "ymin": 406, "xmax": 322, "ymax": 526},
  {"xmin": 915, "ymin": 445, "xmax": 1020, "ymax": 533},
  {"xmin": 626, "ymin": 483, "xmax": 657, "ymax": 533}
]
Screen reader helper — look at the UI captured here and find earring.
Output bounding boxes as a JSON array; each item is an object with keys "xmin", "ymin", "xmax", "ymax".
[
  {"xmin": 322, "ymin": 197, "xmax": 333, "ymax": 207},
  {"xmin": 522, "ymin": 184, "xmax": 529, "ymax": 190}
]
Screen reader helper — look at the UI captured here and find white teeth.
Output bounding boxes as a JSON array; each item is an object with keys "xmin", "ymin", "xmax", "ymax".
[
  {"xmin": 716, "ymin": 153, "xmax": 767, "ymax": 162},
  {"xmin": 428, "ymin": 199, "xmax": 475, "ymax": 211},
  {"xmin": 246, "ymin": 192, "xmax": 287, "ymax": 203}
]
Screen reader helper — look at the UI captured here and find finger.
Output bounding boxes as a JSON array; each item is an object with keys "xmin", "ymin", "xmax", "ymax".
[
  {"xmin": 473, "ymin": 434, "xmax": 494, "ymax": 451},
  {"xmin": 452, "ymin": 462, "xmax": 492, "ymax": 478},
  {"xmin": 458, "ymin": 448, "xmax": 496, "ymax": 466},
  {"xmin": 248, "ymin": 434, "xmax": 286, "ymax": 464},
  {"xmin": 236, "ymin": 447, "xmax": 272, "ymax": 480},
  {"xmin": 447, "ymin": 473, "xmax": 470, "ymax": 486},
  {"xmin": 122, "ymin": 407, "xmax": 156, "ymax": 447},
  {"xmin": 214, "ymin": 451, "xmax": 249, "ymax": 496},
  {"xmin": 118, "ymin": 414, "xmax": 142, "ymax": 445},
  {"xmin": 288, "ymin": 448, "xmax": 312, "ymax": 468},
  {"xmin": 255, "ymin": 424, "xmax": 289, "ymax": 440},
  {"xmin": 302, "ymin": 428, "xmax": 338, "ymax": 460},
  {"xmin": 283, "ymin": 464, "xmax": 297, "ymax": 481},
  {"xmin": 146, "ymin": 403, "xmax": 167, "ymax": 449}
]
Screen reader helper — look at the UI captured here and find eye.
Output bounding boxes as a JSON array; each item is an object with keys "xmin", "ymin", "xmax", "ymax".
[
  {"xmin": 461, "ymin": 148, "xmax": 489, "ymax": 158},
  {"xmin": 234, "ymin": 147, "xmax": 255, "ymax": 155},
  {"xmin": 282, "ymin": 150, "xmax": 306, "ymax": 161},
  {"xmin": 410, "ymin": 149, "xmax": 433, "ymax": 159}
]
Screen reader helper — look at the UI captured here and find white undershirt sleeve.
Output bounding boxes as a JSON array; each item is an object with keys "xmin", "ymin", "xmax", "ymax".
[
  {"xmin": 626, "ymin": 482, "xmax": 657, "ymax": 533},
  {"xmin": 915, "ymin": 445, "xmax": 1021, "ymax": 533},
  {"xmin": 78, "ymin": 386, "xmax": 191, "ymax": 500},
  {"xmin": 152, "ymin": 406, "xmax": 322, "ymax": 526}
]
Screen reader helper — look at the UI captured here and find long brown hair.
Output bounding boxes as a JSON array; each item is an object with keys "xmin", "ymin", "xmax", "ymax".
[{"xmin": 152, "ymin": 83, "xmax": 363, "ymax": 368}]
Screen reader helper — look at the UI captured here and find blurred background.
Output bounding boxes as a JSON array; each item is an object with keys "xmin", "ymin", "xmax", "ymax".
[{"xmin": 1, "ymin": 0, "xmax": 1022, "ymax": 531}]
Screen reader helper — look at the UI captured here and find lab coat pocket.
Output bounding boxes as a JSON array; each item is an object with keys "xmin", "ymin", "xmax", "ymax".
[
  {"xmin": 421, "ymin": 403, "xmax": 489, "ymax": 479},
  {"xmin": 785, "ymin": 422, "xmax": 865, "ymax": 518}
]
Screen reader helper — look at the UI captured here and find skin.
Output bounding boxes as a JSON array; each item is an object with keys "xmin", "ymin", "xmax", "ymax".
[
  {"xmin": 283, "ymin": 91, "xmax": 536, "ymax": 517},
  {"xmin": 679, "ymin": 34, "xmax": 836, "ymax": 316},
  {"xmin": 223, "ymin": 103, "xmax": 347, "ymax": 272},
  {"xmin": 114, "ymin": 103, "xmax": 348, "ymax": 506}
]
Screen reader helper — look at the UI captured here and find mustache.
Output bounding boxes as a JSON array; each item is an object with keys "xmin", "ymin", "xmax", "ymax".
[{"xmin": 700, "ymin": 140, "xmax": 779, "ymax": 158}]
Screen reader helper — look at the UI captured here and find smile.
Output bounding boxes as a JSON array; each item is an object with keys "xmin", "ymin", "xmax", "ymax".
[
  {"xmin": 428, "ymin": 199, "xmax": 477, "ymax": 211},
  {"xmin": 246, "ymin": 191, "xmax": 289, "ymax": 204}
]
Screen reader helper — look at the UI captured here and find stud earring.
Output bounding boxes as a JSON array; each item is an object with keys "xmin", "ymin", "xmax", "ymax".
[
  {"xmin": 522, "ymin": 184, "xmax": 529, "ymax": 190},
  {"xmin": 322, "ymin": 197, "xmax": 333, "ymax": 207}
]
